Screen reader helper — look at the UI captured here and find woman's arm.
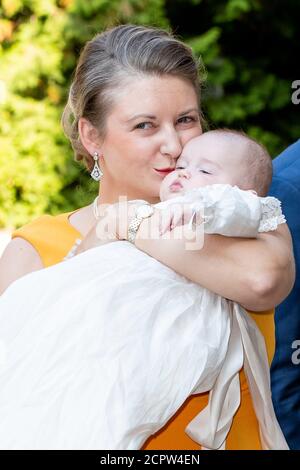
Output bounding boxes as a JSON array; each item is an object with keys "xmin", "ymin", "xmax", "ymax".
[
  {"xmin": 0, "ymin": 238, "xmax": 43, "ymax": 295},
  {"xmin": 133, "ymin": 213, "xmax": 295, "ymax": 312},
  {"xmin": 69, "ymin": 200, "xmax": 295, "ymax": 312}
]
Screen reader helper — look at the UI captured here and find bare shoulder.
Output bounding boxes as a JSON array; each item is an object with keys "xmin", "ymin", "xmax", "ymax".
[{"xmin": 0, "ymin": 237, "xmax": 44, "ymax": 295}]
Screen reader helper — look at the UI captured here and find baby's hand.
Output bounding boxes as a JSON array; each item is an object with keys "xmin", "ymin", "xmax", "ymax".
[{"xmin": 158, "ymin": 202, "xmax": 197, "ymax": 235}]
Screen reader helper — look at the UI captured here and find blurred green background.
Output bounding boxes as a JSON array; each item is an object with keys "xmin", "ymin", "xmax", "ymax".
[{"xmin": 0, "ymin": 0, "xmax": 299, "ymax": 229}]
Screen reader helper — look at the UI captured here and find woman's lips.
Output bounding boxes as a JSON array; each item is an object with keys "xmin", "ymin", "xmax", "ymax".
[{"xmin": 154, "ymin": 169, "xmax": 174, "ymax": 177}]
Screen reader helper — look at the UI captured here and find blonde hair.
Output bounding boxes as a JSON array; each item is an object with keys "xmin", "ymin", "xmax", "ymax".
[{"xmin": 61, "ymin": 24, "xmax": 205, "ymax": 171}]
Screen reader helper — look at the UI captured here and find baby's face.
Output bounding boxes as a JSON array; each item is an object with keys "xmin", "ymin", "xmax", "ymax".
[{"xmin": 159, "ymin": 133, "xmax": 249, "ymax": 201}]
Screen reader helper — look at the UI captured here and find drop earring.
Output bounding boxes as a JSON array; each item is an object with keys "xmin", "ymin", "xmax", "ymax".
[{"xmin": 90, "ymin": 151, "xmax": 103, "ymax": 181}]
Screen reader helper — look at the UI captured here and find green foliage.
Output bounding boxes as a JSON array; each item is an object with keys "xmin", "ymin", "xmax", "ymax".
[
  {"xmin": 172, "ymin": 0, "xmax": 299, "ymax": 154},
  {"xmin": 0, "ymin": 0, "xmax": 299, "ymax": 228},
  {"xmin": 0, "ymin": 0, "xmax": 169, "ymax": 228}
]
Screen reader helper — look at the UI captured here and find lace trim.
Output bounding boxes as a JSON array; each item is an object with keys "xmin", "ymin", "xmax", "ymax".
[
  {"xmin": 258, "ymin": 197, "xmax": 286, "ymax": 232},
  {"xmin": 63, "ymin": 238, "xmax": 82, "ymax": 261}
]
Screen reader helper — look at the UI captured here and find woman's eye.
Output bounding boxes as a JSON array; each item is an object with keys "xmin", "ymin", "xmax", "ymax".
[
  {"xmin": 177, "ymin": 116, "xmax": 196, "ymax": 124},
  {"xmin": 135, "ymin": 122, "xmax": 153, "ymax": 130}
]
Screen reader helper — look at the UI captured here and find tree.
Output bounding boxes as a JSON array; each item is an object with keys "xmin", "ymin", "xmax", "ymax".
[{"xmin": 0, "ymin": 0, "xmax": 298, "ymax": 228}]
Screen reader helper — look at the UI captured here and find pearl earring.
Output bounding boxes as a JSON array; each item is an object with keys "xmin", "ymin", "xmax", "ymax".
[{"xmin": 90, "ymin": 151, "xmax": 103, "ymax": 181}]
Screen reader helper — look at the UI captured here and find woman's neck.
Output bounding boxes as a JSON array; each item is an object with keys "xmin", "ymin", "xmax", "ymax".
[
  {"xmin": 99, "ymin": 194, "xmax": 160, "ymax": 205},
  {"xmin": 68, "ymin": 198, "xmax": 156, "ymax": 238},
  {"xmin": 99, "ymin": 178, "xmax": 160, "ymax": 205},
  {"xmin": 67, "ymin": 201, "xmax": 96, "ymax": 237},
  {"xmin": 68, "ymin": 182, "xmax": 160, "ymax": 237}
]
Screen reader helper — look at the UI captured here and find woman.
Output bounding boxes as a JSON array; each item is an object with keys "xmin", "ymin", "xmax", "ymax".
[{"xmin": 0, "ymin": 24, "xmax": 295, "ymax": 450}]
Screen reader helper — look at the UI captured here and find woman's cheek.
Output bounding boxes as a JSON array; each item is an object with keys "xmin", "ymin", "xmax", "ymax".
[{"xmin": 180, "ymin": 126, "xmax": 202, "ymax": 145}]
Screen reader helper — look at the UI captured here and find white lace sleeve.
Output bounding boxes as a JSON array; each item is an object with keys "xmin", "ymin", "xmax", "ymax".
[
  {"xmin": 258, "ymin": 197, "xmax": 286, "ymax": 232},
  {"xmin": 168, "ymin": 184, "xmax": 286, "ymax": 238}
]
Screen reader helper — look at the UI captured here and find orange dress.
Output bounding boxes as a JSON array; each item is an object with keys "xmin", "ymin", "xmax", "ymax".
[{"xmin": 12, "ymin": 210, "xmax": 275, "ymax": 450}]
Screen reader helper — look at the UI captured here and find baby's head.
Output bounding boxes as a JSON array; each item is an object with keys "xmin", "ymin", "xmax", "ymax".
[{"xmin": 160, "ymin": 129, "xmax": 273, "ymax": 201}]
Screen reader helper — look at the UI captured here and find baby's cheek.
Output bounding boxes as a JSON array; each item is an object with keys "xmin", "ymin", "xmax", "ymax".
[
  {"xmin": 192, "ymin": 175, "xmax": 222, "ymax": 188},
  {"xmin": 185, "ymin": 177, "xmax": 207, "ymax": 190},
  {"xmin": 159, "ymin": 174, "xmax": 176, "ymax": 201}
]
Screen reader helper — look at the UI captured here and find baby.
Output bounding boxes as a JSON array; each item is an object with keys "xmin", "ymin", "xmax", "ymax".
[
  {"xmin": 162, "ymin": 128, "xmax": 271, "ymax": 200},
  {"xmin": 156, "ymin": 128, "xmax": 273, "ymax": 236},
  {"xmin": 0, "ymin": 130, "xmax": 288, "ymax": 450}
]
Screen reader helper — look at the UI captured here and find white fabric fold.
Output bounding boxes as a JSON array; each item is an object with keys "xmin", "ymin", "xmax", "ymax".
[{"xmin": 185, "ymin": 301, "xmax": 289, "ymax": 450}]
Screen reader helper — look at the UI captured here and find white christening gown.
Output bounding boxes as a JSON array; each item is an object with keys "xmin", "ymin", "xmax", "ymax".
[{"xmin": 0, "ymin": 184, "xmax": 288, "ymax": 450}]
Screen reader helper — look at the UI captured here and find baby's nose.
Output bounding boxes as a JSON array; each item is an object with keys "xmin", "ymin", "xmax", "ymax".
[{"xmin": 178, "ymin": 168, "xmax": 191, "ymax": 179}]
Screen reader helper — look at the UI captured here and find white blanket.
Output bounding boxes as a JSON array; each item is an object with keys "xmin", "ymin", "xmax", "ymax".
[{"xmin": 0, "ymin": 185, "xmax": 288, "ymax": 449}]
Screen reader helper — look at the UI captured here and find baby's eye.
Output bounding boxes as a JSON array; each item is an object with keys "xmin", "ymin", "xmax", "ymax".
[
  {"xmin": 199, "ymin": 169, "xmax": 211, "ymax": 174},
  {"xmin": 176, "ymin": 166, "xmax": 185, "ymax": 170}
]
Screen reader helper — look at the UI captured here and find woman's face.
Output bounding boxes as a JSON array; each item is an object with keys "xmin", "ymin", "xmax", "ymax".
[{"xmin": 98, "ymin": 75, "xmax": 202, "ymax": 203}]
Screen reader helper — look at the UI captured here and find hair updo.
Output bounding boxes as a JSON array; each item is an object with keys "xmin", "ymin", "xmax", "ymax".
[{"xmin": 61, "ymin": 24, "xmax": 204, "ymax": 172}]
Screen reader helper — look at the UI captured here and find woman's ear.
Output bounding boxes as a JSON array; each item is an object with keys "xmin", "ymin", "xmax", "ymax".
[{"xmin": 78, "ymin": 117, "xmax": 103, "ymax": 156}]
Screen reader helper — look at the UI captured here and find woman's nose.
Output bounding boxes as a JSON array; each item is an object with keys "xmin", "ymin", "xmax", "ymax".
[{"xmin": 160, "ymin": 127, "xmax": 183, "ymax": 161}]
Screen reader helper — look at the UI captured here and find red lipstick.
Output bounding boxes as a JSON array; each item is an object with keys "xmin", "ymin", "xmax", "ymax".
[{"xmin": 154, "ymin": 168, "xmax": 175, "ymax": 177}]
